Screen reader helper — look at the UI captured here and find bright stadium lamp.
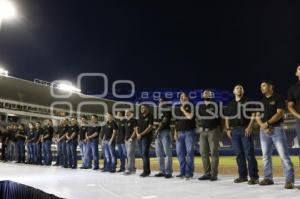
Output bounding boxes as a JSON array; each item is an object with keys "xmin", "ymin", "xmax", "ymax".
[
  {"xmin": 0, "ymin": 67, "xmax": 8, "ymax": 76},
  {"xmin": 0, "ymin": 0, "xmax": 17, "ymax": 28},
  {"xmin": 57, "ymin": 83, "xmax": 81, "ymax": 93}
]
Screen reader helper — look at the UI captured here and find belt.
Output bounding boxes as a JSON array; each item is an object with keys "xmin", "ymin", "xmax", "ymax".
[{"xmin": 203, "ymin": 127, "xmax": 217, "ymax": 132}]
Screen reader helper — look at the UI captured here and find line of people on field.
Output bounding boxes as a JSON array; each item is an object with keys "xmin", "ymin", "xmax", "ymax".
[{"xmin": 1, "ymin": 66, "xmax": 300, "ymax": 190}]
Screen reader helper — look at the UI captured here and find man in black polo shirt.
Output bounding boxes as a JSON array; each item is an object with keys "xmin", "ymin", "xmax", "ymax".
[
  {"xmin": 116, "ymin": 111, "xmax": 127, "ymax": 172},
  {"xmin": 124, "ymin": 110, "xmax": 137, "ymax": 175},
  {"xmin": 34, "ymin": 122, "xmax": 43, "ymax": 165},
  {"xmin": 79, "ymin": 115, "xmax": 90, "ymax": 169},
  {"xmin": 26, "ymin": 122, "xmax": 37, "ymax": 164},
  {"xmin": 85, "ymin": 115, "xmax": 101, "ymax": 170},
  {"xmin": 0, "ymin": 125, "xmax": 8, "ymax": 162},
  {"xmin": 153, "ymin": 97, "xmax": 173, "ymax": 178},
  {"xmin": 136, "ymin": 104, "xmax": 154, "ymax": 177},
  {"xmin": 256, "ymin": 80, "xmax": 294, "ymax": 189},
  {"xmin": 197, "ymin": 90, "xmax": 221, "ymax": 181},
  {"xmin": 287, "ymin": 65, "xmax": 300, "ymax": 162},
  {"xmin": 41, "ymin": 119, "xmax": 54, "ymax": 166},
  {"xmin": 7, "ymin": 124, "xmax": 17, "ymax": 161},
  {"xmin": 102, "ymin": 112, "xmax": 118, "ymax": 173},
  {"xmin": 15, "ymin": 124, "xmax": 26, "ymax": 163},
  {"xmin": 54, "ymin": 118, "xmax": 68, "ymax": 167},
  {"xmin": 225, "ymin": 85, "xmax": 259, "ymax": 184},
  {"xmin": 66, "ymin": 117, "xmax": 79, "ymax": 169},
  {"xmin": 174, "ymin": 92, "xmax": 196, "ymax": 180}
]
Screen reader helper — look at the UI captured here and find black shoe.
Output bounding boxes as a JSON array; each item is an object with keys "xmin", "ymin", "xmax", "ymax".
[
  {"xmin": 176, "ymin": 174, "xmax": 185, "ymax": 179},
  {"xmin": 165, "ymin": 174, "xmax": 172, "ymax": 179},
  {"xmin": 63, "ymin": 165, "xmax": 69, "ymax": 168},
  {"xmin": 71, "ymin": 166, "xmax": 77, "ymax": 169},
  {"xmin": 198, "ymin": 174, "xmax": 211, "ymax": 180},
  {"xmin": 259, "ymin": 179, "xmax": 274, "ymax": 186},
  {"xmin": 248, "ymin": 178, "xmax": 259, "ymax": 185},
  {"xmin": 210, "ymin": 176, "xmax": 218, "ymax": 181},
  {"xmin": 154, "ymin": 173, "xmax": 165, "ymax": 177},
  {"xmin": 185, "ymin": 176, "xmax": 192, "ymax": 180},
  {"xmin": 52, "ymin": 163, "xmax": 59, "ymax": 166},
  {"xmin": 140, "ymin": 173, "xmax": 150, "ymax": 177},
  {"xmin": 117, "ymin": 169, "xmax": 125, "ymax": 173},
  {"xmin": 234, "ymin": 177, "xmax": 248, "ymax": 183},
  {"xmin": 110, "ymin": 170, "xmax": 116, "ymax": 173},
  {"xmin": 284, "ymin": 182, "xmax": 294, "ymax": 189},
  {"xmin": 93, "ymin": 167, "xmax": 99, "ymax": 170}
]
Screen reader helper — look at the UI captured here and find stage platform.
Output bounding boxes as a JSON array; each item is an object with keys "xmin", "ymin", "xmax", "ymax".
[{"xmin": 0, "ymin": 162, "xmax": 299, "ymax": 199}]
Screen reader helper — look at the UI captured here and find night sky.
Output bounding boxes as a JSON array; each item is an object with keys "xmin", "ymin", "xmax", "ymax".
[{"xmin": 1, "ymin": 0, "xmax": 300, "ymax": 99}]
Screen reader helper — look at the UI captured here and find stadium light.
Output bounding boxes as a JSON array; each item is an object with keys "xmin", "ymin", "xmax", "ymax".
[
  {"xmin": 0, "ymin": 67, "xmax": 8, "ymax": 76},
  {"xmin": 0, "ymin": 0, "xmax": 17, "ymax": 29},
  {"xmin": 57, "ymin": 83, "xmax": 81, "ymax": 93}
]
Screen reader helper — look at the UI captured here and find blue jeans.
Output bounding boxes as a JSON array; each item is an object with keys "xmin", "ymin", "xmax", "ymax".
[
  {"xmin": 117, "ymin": 143, "xmax": 127, "ymax": 171},
  {"xmin": 176, "ymin": 130, "xmax": 195, "ymax": 177},
  {"xmin": 155, "ymin": 129, "xmax": 173, "ymax": 175},
  {"xmin": 231, "ymin": 127, "xmax": 259, "ymax": 179},
  {"xmin": 35, "ymin": 143, "xmax": 42, "ymax": 164},
  {"xmin": 42, "ymin": 140, "xmax": 52, "ymax": 165},
  {"xmin": 66, "ymin": 140, "xmax": 78, "ymax": 168},
  {"xmin": 104, "ymin": 141, "xmax": 116, "ymax": 171},
  {"xmin": 57, "ymin": 140, "xmax": 67, "ymax": 166},
  {"xmin": 27, "ymin": 142, "xmax": 37, "ymax": 163},
  {"xmin": 260, "ymin": 127, "xmax": 295, "ymax": 183},
  {"xmin": 85, "ymin": 139, "xmax": 99, "ymax": 169},
  {"xmin": 141, "ymin": 136, "xmax": 152, "ymax": 174},
  {"xmin": 7, "ymin": 141, "xmax": 16, "ymax": 161},
  {"xmin": 79, "ymin": 140, "xmax": 89, "ymax": 167},
  {"xmin": 16, "ymin": 140, "xmax": 25, "ymax": 162},
  {"xmin": 125, "ymin": 140, "xmax": 136, "ymax": 172}
]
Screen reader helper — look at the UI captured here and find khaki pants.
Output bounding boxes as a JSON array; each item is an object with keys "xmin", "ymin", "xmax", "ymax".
[{"xmin": 199, "ymin": 128, "xmax": 220, "ymax": 177}]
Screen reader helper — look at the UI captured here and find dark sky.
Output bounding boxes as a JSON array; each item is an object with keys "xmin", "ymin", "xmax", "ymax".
[{"xmin": 0, "ymin": 0, "xmax": 300, "ymax": 99}]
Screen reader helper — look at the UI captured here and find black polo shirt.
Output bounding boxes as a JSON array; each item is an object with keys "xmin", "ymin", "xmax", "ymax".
[
  {"xmin": 34, "ymin": 128, "xmax": 43, "ymax": 142},
  {"xmin": 57, "ymin": 125, "xmax": 68, "ymax": 140},
  {"xmin": 43, "ymin": 126, "xmax": 54, "ymax": 141},
  {"xmin": 225, "ymin": 97, "xmax": 253, "ymax": 128},
  {"xmin": 79, "ymin": 125, "xmax": 88, "ymax": 141},
  {"xmin": 102, "ymin": 121, "xmax": 118, "ymax": 141},
  {"xmin": 86, "ymin": 125, "xmax": 101, "ymax": 141},
  {"xmin": 260, "ymin": 93, "xmax": 285, "ymax": 126},
  {"xmin": 8, "ymin": 130, "xmax": 16, "ymax": 142},
  {"xmin": 198, "ymin": 101, "xmax": 220, "ymax": 129},
  {"xmin": 125, "ymin": 118, "xmax": 137, "ymax": 141},
  {"xmin": 156, "ymin": 106, "xmax": 172, "ymax": 131},
  {"xmin": 16, "ymin": 130, "xmax": 26, "ymax": 141},
  {"xmin": 288, "ymin": 82, "xmax": 300, "ymax": 113},
  {"xmin": 116, "ymin": 119, "xmax": 126, "ymax": 144},
  {"xmin": 27, "ymin": 130, "xmax": 35, "ymax": 143},
  {"xmin": 67, "ymin": 125, "xmax": 79, "ymax": 141},
  {"xmin": 175, "ymin": 104, "xmax": 196, "ymax": 131},
  {"xmin": 137, "ymin": 113, "xmax": 154, "ymax": 138}
]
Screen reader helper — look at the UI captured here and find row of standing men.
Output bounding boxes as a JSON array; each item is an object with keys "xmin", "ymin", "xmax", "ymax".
[{"xmin": 2, "ymin": 69, "xmax": 300, "ymax": 190}]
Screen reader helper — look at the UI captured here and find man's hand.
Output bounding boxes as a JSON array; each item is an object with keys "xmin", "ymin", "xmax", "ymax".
[
  {"xmin": 261, "ymin": 122, "xmax": 269, "ymax": 130},
  {"xmin": 245, "ymin": 127, "xmax": 252, "ymax": 137}
]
